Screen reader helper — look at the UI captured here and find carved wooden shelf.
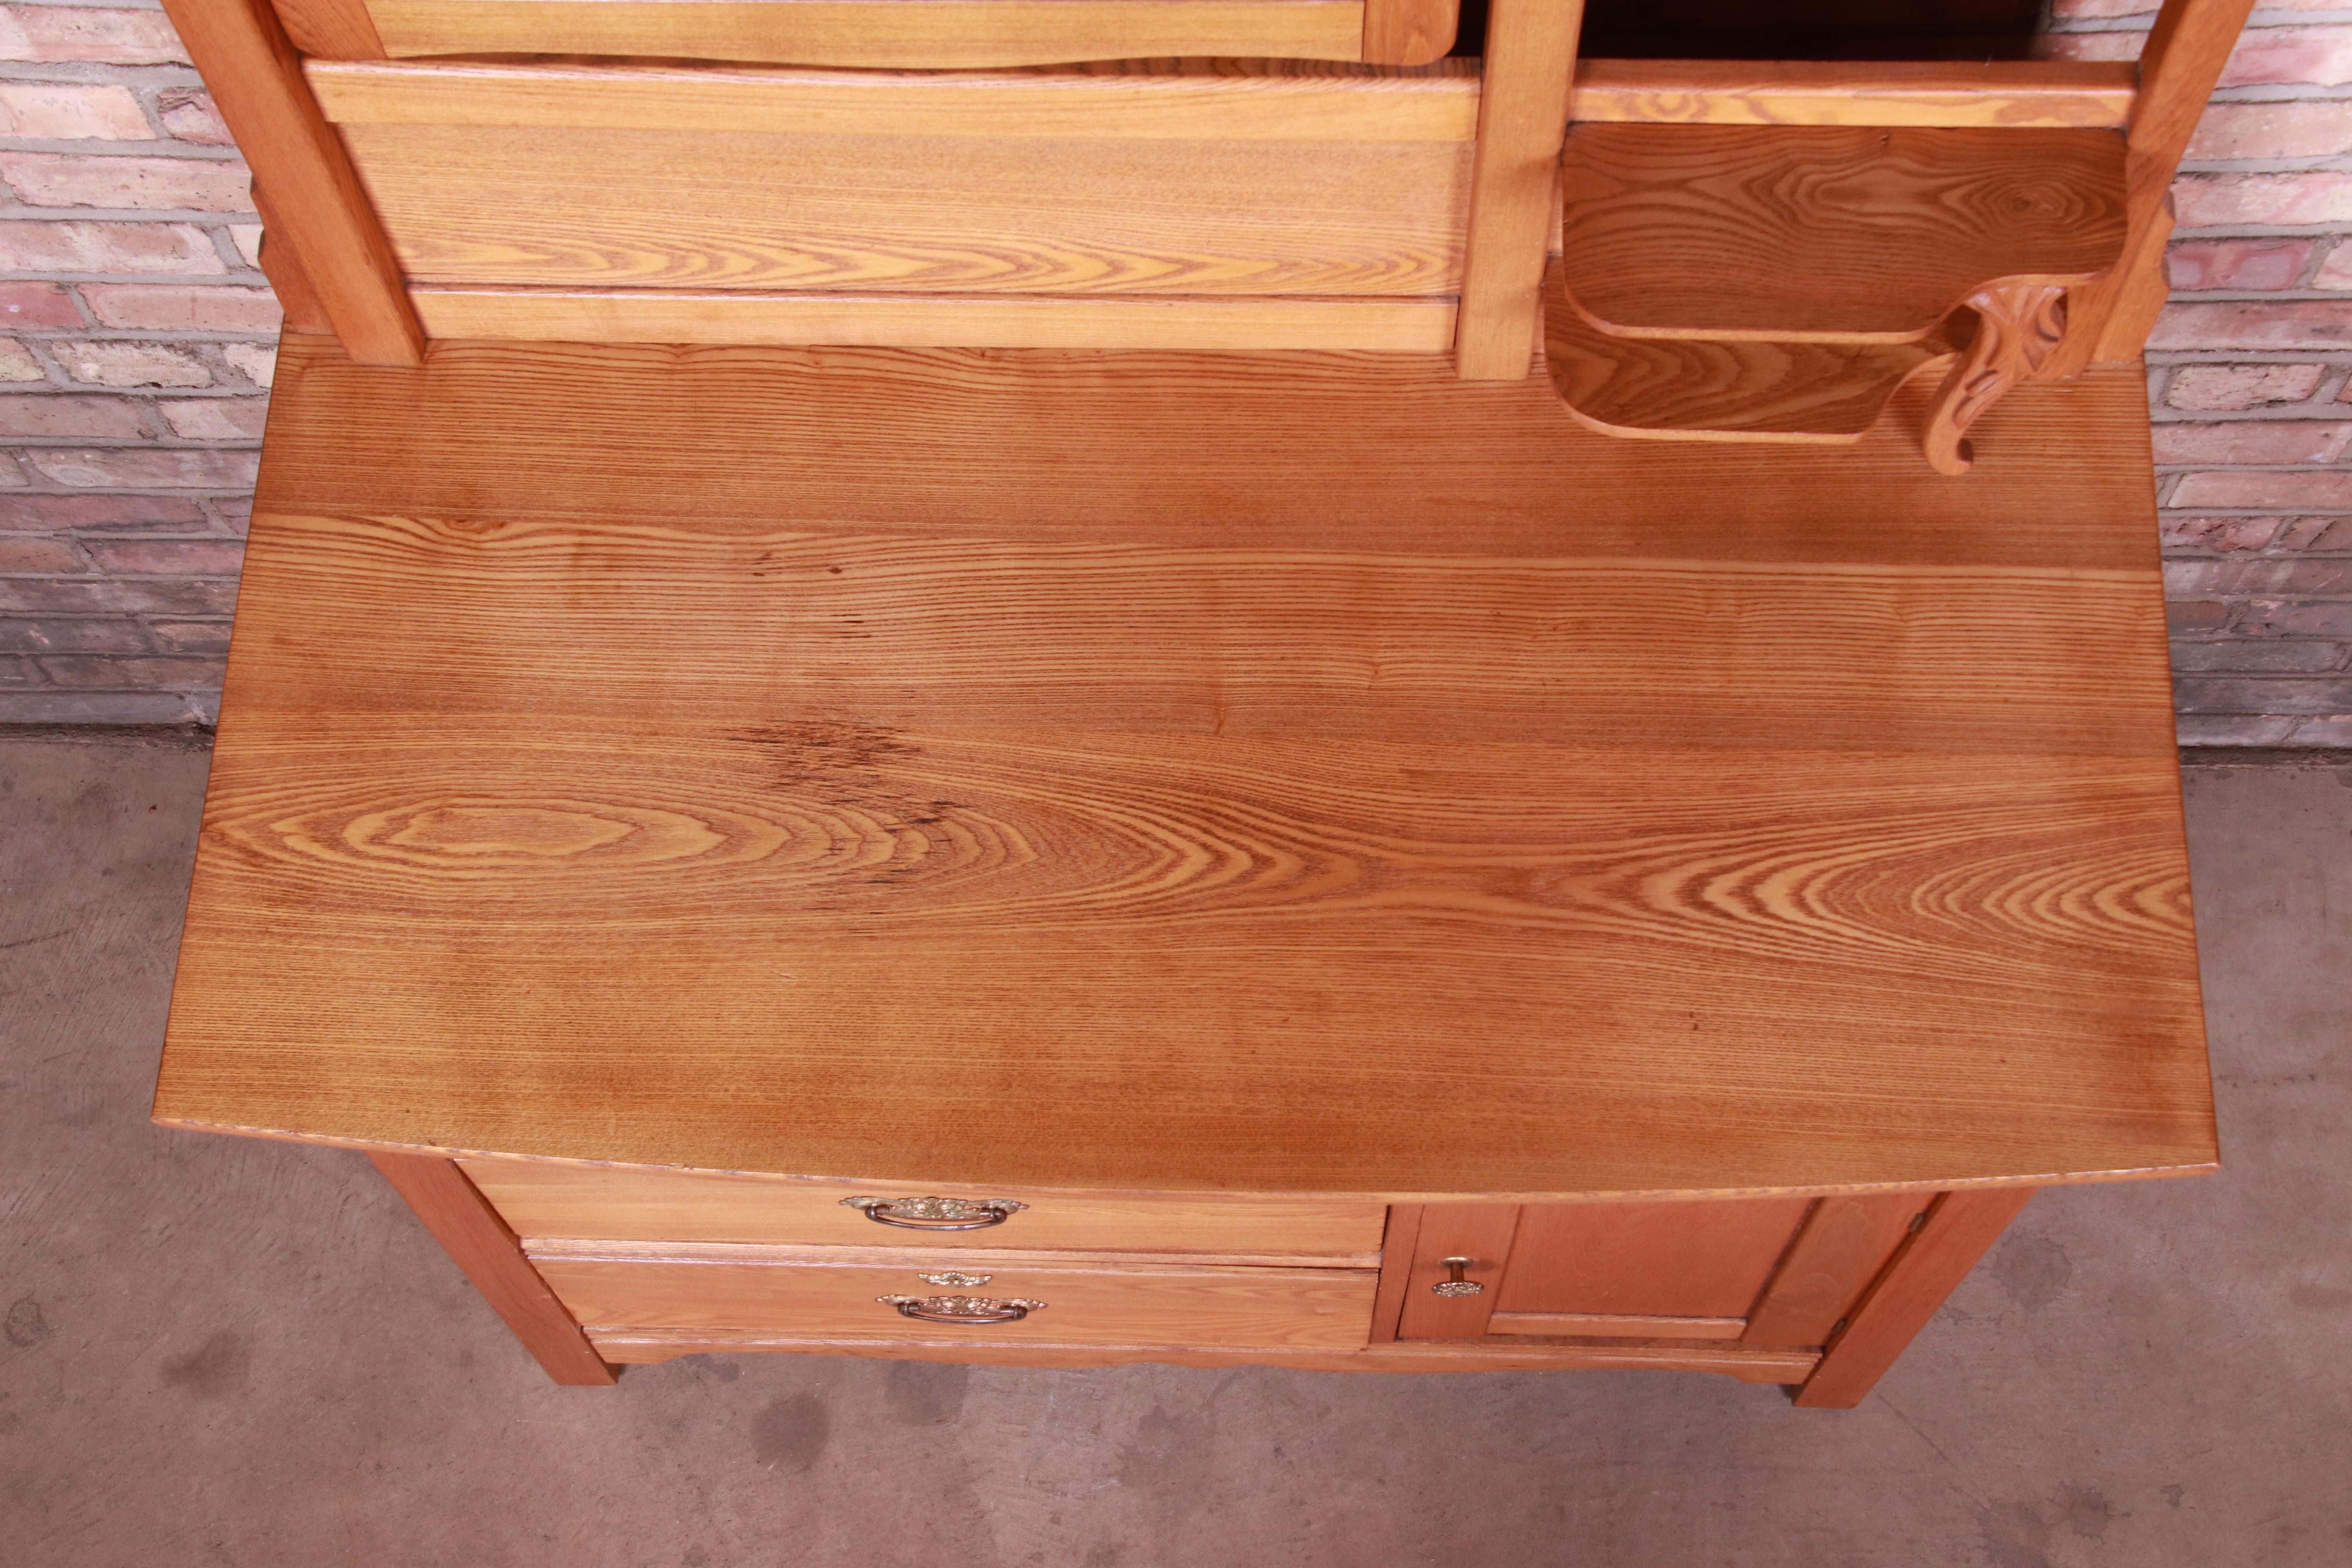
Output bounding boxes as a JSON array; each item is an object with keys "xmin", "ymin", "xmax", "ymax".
[{"xmin": 1544, "ymin": 122, "xmax": 2130, "ymax": 469}]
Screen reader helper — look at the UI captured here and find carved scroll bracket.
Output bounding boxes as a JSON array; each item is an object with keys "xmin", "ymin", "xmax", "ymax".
[{"xmin": 1922, "ymin": 283, "xmax": 2071, "ymax": 476}]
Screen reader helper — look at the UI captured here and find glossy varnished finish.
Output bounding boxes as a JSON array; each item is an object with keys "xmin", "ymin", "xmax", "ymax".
[{"xmin": 155, "ymin": 336, "xmax": 2211, "ymax": 1198}]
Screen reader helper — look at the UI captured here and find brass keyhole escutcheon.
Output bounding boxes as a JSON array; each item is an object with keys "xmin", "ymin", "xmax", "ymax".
[{"xmin": 1432, "ymin": 1256, "xmax": 1483, "ymax": 1296}]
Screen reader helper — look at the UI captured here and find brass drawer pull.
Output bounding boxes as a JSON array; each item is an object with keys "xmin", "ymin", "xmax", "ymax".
[
  {"xmin": 842, "ymin": 1195, "xmax": 1028, "ymax": 1230},
  {"xmin": 879, "ymin": 1294, "xmax": 1045, "ymax": 1325},
  {"xmin": 1432, "ymin": 1256, "xmax": 1484, "ymax": 1297}
]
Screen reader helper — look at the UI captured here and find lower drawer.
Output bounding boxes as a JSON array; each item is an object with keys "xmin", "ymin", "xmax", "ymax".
[{"xmin": 532, "ymin": 1243, "xmax": 1380, "ymax": 1350}]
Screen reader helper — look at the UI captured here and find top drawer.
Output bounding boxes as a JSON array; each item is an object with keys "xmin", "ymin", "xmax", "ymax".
[
  {"xmin": 461, "ymin": 1159, "xmax": 1389, "ymax": 1262},
  {"xmin": 276, "ymin": 0, "xmax": 1461, "ymax": 69}
]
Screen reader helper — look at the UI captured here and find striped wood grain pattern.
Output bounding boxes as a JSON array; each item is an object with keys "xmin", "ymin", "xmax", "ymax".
[
  {"xmin": 361, "ymin": 0, "xmax": 1370, "ymax": 67},
  {"xmin": 1558, "ymin": 124, "xmax": 2127, "ymax": 342},
  {"xmin": 305, "ymin": 58, "xmax": 1481, "ymax": 142},
  {"xmin": 153, "ymin": 338, "xmax": 2212, "ymax": 1199},
  {"xmin": 531, "ymin": 1248, "xmax": 1381, "ymax": 1349},
  {"xmin": 1569, "ymin": 60, "xmax": 2137, "ymax": 129},
  {"xmin": 1544, "ymin": 267, "xmax": 1957, "ymax": 442},
  {"xmin": 335, "ymin": 120, "xmax": 1471, "ymax": 296},
  {"xmin": 462, "ymin": 1158, "xmax": 1388, "ymax": 1257},
  {"xmin": 1492, "ymin": 1197, "xmax": 1813, "ymax": 1317},
  {"xmin": 408, "ymin": 287, "xmax": 1457, "ymax": 352},
  {"xmin": 1484, "ymin": 1312, "xmax": 1746, "ymax": 1338}
]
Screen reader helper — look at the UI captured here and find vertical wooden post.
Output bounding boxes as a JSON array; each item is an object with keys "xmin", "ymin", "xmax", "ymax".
[
  {"xmin": 158, "ymin": 0, "xmax": 423, "ymax": 365},
  {"xmin": 1454, "ymin": 0, "xmax": 1585, "ymax": 379},
  {"xmin": 2045, "ymin": 0, "xmax": 2258, "ymax": 374},
  {"xmin": 1793, "ymin": 1187, "xmax": 2034, "ymax": 1408},
  {"xmin": 369, "ymin": 1152, "xmax": 620, "ymax": 1386}
]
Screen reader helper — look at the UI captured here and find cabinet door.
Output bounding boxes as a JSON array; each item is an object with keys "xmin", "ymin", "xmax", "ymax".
[{"xmin": 1392, "ymin": 1194, "xmax": 1924, "ymax": 1346}]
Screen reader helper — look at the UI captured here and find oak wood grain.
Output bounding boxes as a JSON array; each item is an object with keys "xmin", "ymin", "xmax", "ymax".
[
  {"xmin": 532, "ymin": 1247, "xmax": 1379, "ymax": 1349},
  {"xmin": 367, "ymin": 1152, "xmax": 618, "ymax": 1383},
  {"xmin": 306, "ymin": 58, "xmax": 1481, "ymax": 142},
  {"xmin": 1545, "ymin": 264, "xmax": 1956, "ymax": 442},
  {"xmin": 362, "ymin": 0, "xmax": 1370, "ymax": 68},
  {"xmin": 1569, "ymin": 60, "xmax": 2137, "ymax": 130},
  {"xmin": 588, "ymin": 1332, "xmax": 1820, "ymax": 1381},
  {"xmin": 407, "ymin": 287, "xmax": 1458, "ymax": 352},
  {"xmin": 462, "ymin": 1158, "xmax": 1387, "ymax": 1257},
  {"xmin": 1794, "ymin": 1187, "xmax": 2034, "ymax": 1406},
  {"xmin": 153, "ymin": 338, "xmax": 2212, "ymax": 1199},
  {"xmin": 337, "ymin": 120, "xmax": 1470, "ymax": 296},
  {"xmin": 1493, "ymin": 1197, "xmax": 1812, "ymax": 1317},
  {"xmin": 1741, "ymin": 1193, "xmax": 1922, "ymax": 1347},
  {"xmin": 1361, "ymin": 0, "xmax": 1456, "ymax": 67},
  {"xmin": 156, "ymin": 0, "xmax": 420, "ymax": 363},
  {"xmin": 1453, "ymin": 0, "xmax": 1584, "ymax": 377},
  {"xmin": 271, "ymin": 0, "xmax": 383, "ymax": 56},
  {"xmin": 1558, "ymin": 124, "xmax": 2127, "ymax": 342}
]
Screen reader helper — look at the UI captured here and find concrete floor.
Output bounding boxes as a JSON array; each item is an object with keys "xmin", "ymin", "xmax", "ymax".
[{"xmin": 2, "ymin": 734, "xmax": 2347, "ymax": 1568}]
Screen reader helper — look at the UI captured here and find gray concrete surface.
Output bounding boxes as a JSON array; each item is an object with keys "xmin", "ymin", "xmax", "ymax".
[{"xmin": 3, "ymin": 733, "xmax": 2348, "ymax": 1567}]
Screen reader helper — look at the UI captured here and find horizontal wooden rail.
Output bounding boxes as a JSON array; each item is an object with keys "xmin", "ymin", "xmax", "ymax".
[{"xmin": 1571, "ymin": 60, "xmax": 2138, "ymax": 130}]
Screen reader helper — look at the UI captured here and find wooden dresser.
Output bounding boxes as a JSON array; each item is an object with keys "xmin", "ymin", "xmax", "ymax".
[{"xmin": 150, "ymin": 0, "xmax": 2246, "ymax": 1406}]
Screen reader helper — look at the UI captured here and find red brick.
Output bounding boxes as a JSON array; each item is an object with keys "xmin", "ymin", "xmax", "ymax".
[
  {"xmin": 82, "ymin": 537, "xmax": 243, "ymax": 574},
  {"xmin": 2166, "ymin": 239, "xmax": 2314, "ymax": 292},
  {"xmin": 2166, "ymin": 598, "xmax": 2231, "ymax": 632},
  {"xmin": 48, "ymin": 340, "xmax": 209, "ymax": 389},
  {"xmin": 2176, "ymin": 676, "xmax": 2351, "ymax": 714},
  {"xmin": 2164, "ymin": 364, "xmax": 2326, "ymax": 412},
  {"xmin": 223, "ymin": 342, "xmax": 274, "ymax": 388},
  {"xmin": 0, "ymin": 576, "xmax": 235, "ymax": 615},
  {"xmin": 0, "ymin": 7, "xmax": 190, "ymax": 66},
  {"xmin": 157, "ymin": 397, "xmax": 266, "ymax": 441},
  {"xmin": 39, "ymin": 653, "xmax": 222, "ymax": 688},
  {"xmin": 79, "ymin": 283, "xmax": 279, "ymax": 333},
  {"xmin": 2035, "ymin": 31, "xmax": 2143, "ymax": 63},
  {"xmin": 0, "ymin": 494, "xmax": 205, "ymax": 532},
  {"xmin": 155, "ymin": 89, "xmax": 232, "ymax": 147},
  {"xmin": 2311, "ymin": 245, "xmax": 2352, "ymax": 292},
  {"xmin": 2242, "ymin": 599, "xmax": 2352, "ymax": 637},
  {"xmin": 150, "ymin": 619, "xmax": 230, "ymax": 654},
  {"xmin": 2171, "ymin": 468, "xmax": 2352, "ymax": 507},
  {"xmin": 0, "ymin": 82, "xmax": 149, "ymax": 140},
  {"xmin": 0, "ymin": 152, "xmax": 251, "ymax": 213},
  {"xmin": 0, "ymin": 282, "xmax": 82, "ymax": 330},
  {"xmin": 2175, "ymin": 713, "xmax": 2299, "ymax": 746},
  {"xmin": 0, "ymin": 219, "xmax": 222, "ymax": 275},
  {"xmin": 0, "ymin": 653, "xmax": 41, "ymax": 687},
  {"xmin": 2151, "ymin": 421, "xmax": 2352, "ymax": 465},
  {"xmin": 2186, "ymin": 101, "xmax": 2352, "ymax": 161},
  {"xmin": 0, "ymin": 536, "xmax": 85, "ymax": 572},
  {"xmin": 25, "ymin": 446, "xmax": 260, "ymax": 489},
  {"xmin": 2286, "ymin": 715, "xmax": 2352, "ymax": 744},
  {"xmin": 0, "ymin": 341, "xmax": 42, "ymax": 384},
  {"xmin": 2173, "ymin": 171, "xmax": 2352, "ymax": 228},
  {"xmin": 2171, "ymin": 639, "xmax": 2345, "ymax": 673},
  {"xmin": 2149, "ymin": 300, "xmax": 2352, "ymax": 351},
  {"xmin": 0, "ymin": 394, "xmax": 144, "ymax": 439},
  {"xmin": 2219, "ymin": 25, "xmax": 2352, "ymax": 89},
  {"xmin": 2161, "ymin": 516, "xmax": 2292, "ymax": 553},
  {"xmin": 2164, "ymin": 557, "xmax": 2352, "ymax": 595},
  {"xmin": 0, "ymin": 616, "xmax": 148, "ymax": 653},
  {"xmin": 2047, "ymin": 0, "xmax": 2154, "ymax": 17}
]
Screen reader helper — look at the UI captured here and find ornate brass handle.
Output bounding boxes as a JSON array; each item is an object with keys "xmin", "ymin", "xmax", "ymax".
[
  {"xmin": 842, "ymin": 1195, "xmax": 1028, "ymax": 1230},
  {"xmin": 878, "ymin": 1294, "xmax": 1045, "ymax": 1325},
  {"xmin": 1432, "ymin": 1256, "xmax": 1484, "ymax": 1297}
]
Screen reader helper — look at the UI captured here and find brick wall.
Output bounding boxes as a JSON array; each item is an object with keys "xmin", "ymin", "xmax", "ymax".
[{"xmin": 2, "ymin": 1, "xmax": 2350, "ymax": 741}]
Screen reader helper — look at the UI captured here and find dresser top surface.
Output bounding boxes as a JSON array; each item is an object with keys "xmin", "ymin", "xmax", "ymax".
[{"xmin": 152, "ymin": 335, "xmax": 2214, "ymax": 1198}]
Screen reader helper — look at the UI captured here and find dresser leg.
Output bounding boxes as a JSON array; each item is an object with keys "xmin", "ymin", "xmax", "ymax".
[
  {"xmin": 368, "ymin": 1152, "xmax": 620, "ymax": 1386},
  {"xmin": 1793, "ymin": 1187, "xmax": 2035, "ymax": 1409}
]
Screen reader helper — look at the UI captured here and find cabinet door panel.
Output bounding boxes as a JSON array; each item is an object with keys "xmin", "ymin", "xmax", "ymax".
[{"xmin": 1494, "ymin": 1197, "xmax": 1813, "ymax": 1318}]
